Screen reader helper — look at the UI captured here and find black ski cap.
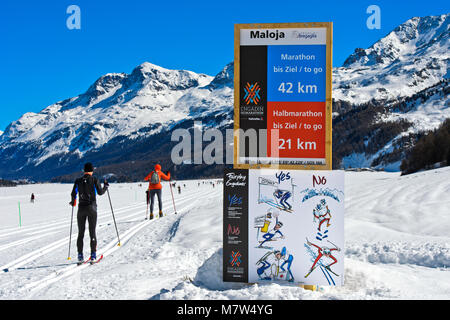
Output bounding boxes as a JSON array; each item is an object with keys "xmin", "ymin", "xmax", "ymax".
[{"xmin": 84, "ymin": 162, "xmax": 94, "ymax": 172}]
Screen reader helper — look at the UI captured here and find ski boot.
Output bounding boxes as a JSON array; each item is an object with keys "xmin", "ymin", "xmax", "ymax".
[
  {"xmin": 90, "ymin": 252, "xmax": 97, "ymax": 264},
  {"xmin": 150, "ymin": 213, "xmax": 154, "ymax": 220},
  {"xmin": 159, "ymin": 210, "xmax": 163, "ymax": 218},
  {"xmin": 77, "ymin": 253, "xmax": 84, "ymax": 265}
]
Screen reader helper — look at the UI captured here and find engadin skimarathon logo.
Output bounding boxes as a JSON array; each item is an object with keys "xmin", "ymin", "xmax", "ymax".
[
  {"xmin": 243, "ymin": 82, "xmax": 261, "ymax": 105},
  {"xmin": 229, "ymin": 251, "xmax": 242, "ymax": 267}
]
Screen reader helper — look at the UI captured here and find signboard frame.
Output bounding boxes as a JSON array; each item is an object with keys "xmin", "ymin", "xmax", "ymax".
[{"xmin": 233, "ymin": 22, "xmax": 333, "ymax": 170}]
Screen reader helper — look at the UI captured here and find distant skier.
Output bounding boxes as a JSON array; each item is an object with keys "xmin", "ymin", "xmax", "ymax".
[
  {"xmin": 144, "ymin": 164, "xmax": 170, "ymax": 219},
  {"xmin": 177, "ymin": 185, "xmax": 181, "ymax": 194},
  {"xmin": 30, "ymin": 193, "xmax": 35, "ymax": 203},
  {"xmin": 70, "ymin": 162, "xmax": 109, "ymax": 263}
]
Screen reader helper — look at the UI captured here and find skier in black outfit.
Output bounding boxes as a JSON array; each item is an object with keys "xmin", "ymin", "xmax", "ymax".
[{"xmin": 70, "ymin": 162, "xmax": 108, "ymax": 263}]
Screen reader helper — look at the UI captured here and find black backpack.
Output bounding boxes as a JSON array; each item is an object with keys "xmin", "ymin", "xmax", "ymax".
[{"xmin": 78, "ymin": 176, "xmax": 94, "ymax": 206}]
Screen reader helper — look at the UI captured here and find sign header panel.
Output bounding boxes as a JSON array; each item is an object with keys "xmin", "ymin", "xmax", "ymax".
[{"xmin": 240, "ymin": 28, "xmax": 327, "ymax": 46}]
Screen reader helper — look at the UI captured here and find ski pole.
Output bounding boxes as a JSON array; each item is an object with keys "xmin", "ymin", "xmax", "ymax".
[
  {"xmin": 326, "ymin": 239, "xmax": 340, "ymax": 250},
  {"xmin": 169, "ymin": 180, "xmax": 177, "ymax": 214},
  {"xmin": 145, "ymin": 190, "xmax": 149, "ymax": 220},
  {"xmin": 67, "ymin": 205, "xmax": 74, "ymax": 260},
  {"xmin": 106, "ymin": 187, "xmax": 121, "ymax": 246}
]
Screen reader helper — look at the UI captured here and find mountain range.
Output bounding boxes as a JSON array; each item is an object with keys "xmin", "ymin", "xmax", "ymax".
[
  {"xmin": 333, "ymin": 13, "xmax": 449, "ymax": 170},
  {"xmin": 0, "ymin": 13, "xmax": 448, "ymax": 181}
]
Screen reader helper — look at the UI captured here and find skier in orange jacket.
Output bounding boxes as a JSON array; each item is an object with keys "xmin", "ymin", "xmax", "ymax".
[{"xmin": 144, "ymin": 164, "xmax": 170, "ymax": 219}]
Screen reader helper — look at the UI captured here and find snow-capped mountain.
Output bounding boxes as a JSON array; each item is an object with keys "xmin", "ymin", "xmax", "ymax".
[
  {"xmin": 0, "ymin": 62, "xmax": 233, "ymax": 180},
  {"xmin": 0, "ymin": 14, "xmax": 448, "ymax": 180},
  {"xmin": 334, "ymin": 14, "xmax": 449, "ymax": 105},
  {"xmin": 333, "ymin": 14, "xmax": 449, "ymax": 170},
  {"xmin": 1, "ymin": 62, "xmax": 214, "ymax": 158}
]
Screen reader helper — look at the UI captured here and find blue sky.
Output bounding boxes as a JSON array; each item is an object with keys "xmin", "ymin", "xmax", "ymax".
[{"xmin": 0, "ymin": 0, "xmax": 448, "ymax": 131}]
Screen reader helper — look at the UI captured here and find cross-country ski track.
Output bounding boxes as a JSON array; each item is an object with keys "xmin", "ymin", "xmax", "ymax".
[
  {"xmin": 1, "ymin": 170, "xmax": 450, "ymax": 300},
  {"xmin": 0, "ymin": 181, "xmax": 220, "ymax": 299}
]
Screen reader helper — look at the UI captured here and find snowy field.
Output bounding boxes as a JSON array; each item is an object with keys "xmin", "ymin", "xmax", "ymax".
[{"xmin": 0, "ymin": 168, "xmax": 449, "ymax": 300}]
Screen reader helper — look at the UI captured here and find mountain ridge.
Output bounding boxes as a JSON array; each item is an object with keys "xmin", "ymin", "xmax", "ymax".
[{"xmin": 0, "ymin": 14, "xmax": 448, "ymax": 181}]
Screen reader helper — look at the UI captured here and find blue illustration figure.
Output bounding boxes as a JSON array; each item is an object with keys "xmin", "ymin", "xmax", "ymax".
[
  {"xmin": 256, "ymin": 250, "xmax": 280, "ymax": 280},
  {"xmin": 273, "ymin": 189, "xmax": 292, "ymax": 211},
  {"xmin": 256, "ymin": 260, "xmax": 272, "ymax": 280},
  {"xmin": 258, "ymin": 218, "xmax": 284, "ymax": 248},
  {"xmin": 279, "ymin": 247, "xmax": 294, "ymax": 282}
]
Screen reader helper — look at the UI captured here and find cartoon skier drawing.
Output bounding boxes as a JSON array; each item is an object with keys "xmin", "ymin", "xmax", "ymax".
[
  {"xmin": 257, "ymin": 175, "xmax": 295, "ymax": 213},
  {"xmin": 273, "ymin": 189, "xmax": 292, "ymax": 211},
  {"xmin": 255, "ymin": 208, "xmax": 277, "ymax": 233},
  {"xmin": 258, "ymin": 218, "xmax": 284, "ymax": 248},
  {"xmin": 256, "ymin": 248, "xmax": 294, "ymax": 282},
  {"xmin": 305, "ymin": 238, "xmax": 341, "ymax": 278},
  {"xmin": 256, "ymin": 250, "xmax": 280, "ymax": 280},
  {"xmin": 278, "ymin": 247, "xmax": 294, "ymax": 282},
  {"xmin": 312, "ymin": 199, "xmax": 332, "ymax": 240},
  {"xmin": 255, "ymin": 208, "xmax": 284, "ymax": 248},
  {"xmin": 313, "ymin": 199, "xmax": 332, "ymax": 231}
]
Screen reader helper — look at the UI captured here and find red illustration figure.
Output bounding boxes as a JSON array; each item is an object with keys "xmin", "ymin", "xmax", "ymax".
[
  {"xmin": 305, "ymin": 238, "xmax": 340, "ymax": 276},
  {"xmin": 313, "ymin": 199, "xmax": 332, "ymax": 231}
]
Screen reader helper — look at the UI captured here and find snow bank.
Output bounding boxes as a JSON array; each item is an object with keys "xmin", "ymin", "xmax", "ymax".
[{"xmin": 346, "ymin": 242, "xmax": 450, "ymax": 268}]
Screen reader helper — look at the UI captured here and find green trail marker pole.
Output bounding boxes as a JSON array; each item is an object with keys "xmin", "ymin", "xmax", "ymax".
[{"xmin": 18, "ymin": 201, "xmax": 21, "ymax": 227}]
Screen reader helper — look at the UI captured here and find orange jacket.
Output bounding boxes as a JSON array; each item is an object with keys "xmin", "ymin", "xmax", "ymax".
[{"xmin": 144, "ymin": 164, "xmax": 170, "ymax": 190}]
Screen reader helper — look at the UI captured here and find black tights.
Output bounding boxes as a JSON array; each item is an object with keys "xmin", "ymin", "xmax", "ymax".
[
  {"xmin": 149, "ymin": 189, "xmax": 162, "ymax": 213},
  {"xmin": 77, "ymin": 204, "xmax": 97, "ymax": 254}
]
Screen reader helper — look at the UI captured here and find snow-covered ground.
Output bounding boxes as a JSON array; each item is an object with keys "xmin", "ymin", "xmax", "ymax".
[{"xmin": 0, "ymin": 168, "xmax": 449, "ymax": 300}]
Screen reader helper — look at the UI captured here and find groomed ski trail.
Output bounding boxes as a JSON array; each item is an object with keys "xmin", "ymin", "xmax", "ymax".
[
  {"xmin": 20, "ymin": 190, "xmax": 212, "ymax": 297},
  {"xmin": 0, "ymin": 192, "xmax": 196, "ymax": 273}
]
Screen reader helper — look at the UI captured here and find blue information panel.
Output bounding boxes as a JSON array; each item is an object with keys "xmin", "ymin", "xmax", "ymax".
[{"xmin": 267, "ymin": 45, "xmax": 326, "ymax": 102}]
